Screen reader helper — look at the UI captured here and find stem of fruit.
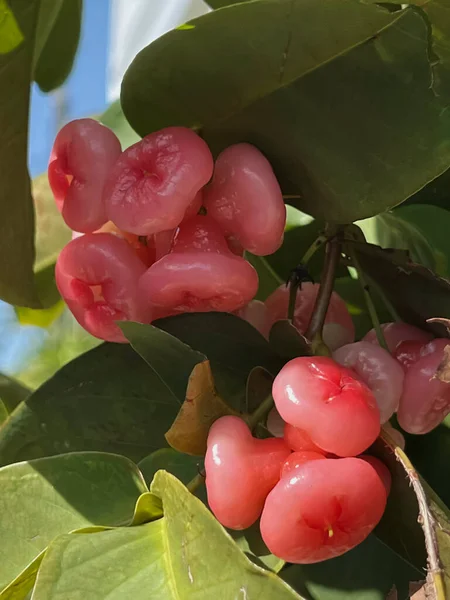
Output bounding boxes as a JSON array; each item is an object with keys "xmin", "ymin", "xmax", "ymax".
[
  {"xmin": 246, "ymin": 393, "xmax": 275, "ymax": 430},
  {"xmin": 347, "ymin": 245, "xmax": 389, "ymax": 352},
  {"xmin": 305, "ymin": 230, "xmax": 342, "ymax": 350},
  {"xmin": 288, "ymin": 280, "xmax": 299, "ymax": 322},
  {"xmin": 186, "ymin": 471, "xmax": 205, "ymax": 493},
  {"xmin": 301, "ymin": 234, "xmax": 327, "ymax": 266}
]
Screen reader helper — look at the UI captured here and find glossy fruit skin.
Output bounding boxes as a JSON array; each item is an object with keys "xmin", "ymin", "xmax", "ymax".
[
  {"xmin": 333, "ymin": 341, "xmax": 404, "ymax": 423},
  {"xmin": 283, "ymin": 423, "xmax": 327, "ymax": 454},
  {"xmin": 360, "ymin": 455, "xmax": 391, "ymax": 496},
  {"xmin": 260, "ymin": 457, "xmax": 387, "ymax": 563},
  {"xmin": 363, "ymin": 322, "xmax": 432, "ymax": 353},
  {"xmin": 104, "ymin": 127, "xmax": 213, "ymax": 235},
  {"xmin": 265, "ymin": 283, "xmax": 354, "ymax": 350},
  {"xmin": 393, "ymin": 339, "xmax": 426, "ymax": 371},
  {"xmin": 139, "ymin": 215, "xmax": 259, "ymax": 316},
  {"xmin": 281, "ymin": 451, "xmax": 326, "ymax": 476},
  {"xmin": 48, "ymin": 118, "xmax": 121, "ymax": 232},
  {"xmin": 204, "ymin": 143, "xmax": 286, "ymax": 256},
  {"xmin": 56, "ymin": 233, "xmax": 150, "ymax": 343},
  {"xmin": 205, "ymin": 416, "xmax": 291, "ymax": 530},
  {"xmin": 397, "ymin": 338, "xmax": 450, "ymax": 434},
  {"xmin": 272, "ymin": 356, "xmax": 380, "ymax": 457}
]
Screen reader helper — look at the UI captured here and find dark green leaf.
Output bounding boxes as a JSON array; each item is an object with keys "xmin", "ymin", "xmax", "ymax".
[
  {"xmin": 0, "ymin": 374, "xmax": 29, "ymax": 425},
  {"xmin": 394, "ymin": 204, "xmax": 450, "ymax": 278},
  {"xmin": 0, "ymin": 343, "xmax": 191, "ymax": 465},
  {"xmin": 100, "ymin": 100, "xmax": 141, "ymax": 150},
  {"xmin": 156, "ymin": 312, "xmax": 283, "ymax": 407},
  {"xmin": 230, "ymin": 521, "xmax": 285, "ymax": 573},
  {"xmin": 245, "ymin": 252, "xmax": 282, "ymax": 301},
  {"xmin": 34, "ymin": 0, "xmax": 82, "ymax": 92},
  {"xmin": 138, "ymin": 448, "xmax": 201, "ymax": 487},
  {"xmin": 349, "ymin": 241, "xmax": 450, "ymax": 337},
  {"xmin": 245, "ymin": 366, "xmax": 273, "ymax": 413},
  {"xmin": 269, "ymin": 320, "xmax": 312, "ymax": 361},
  {"xmin": 122, "ymin": 2, "xmax": 450, "ymax": 223},
  {"xmin": 282, "ymin": 534, "xmax": 422, "ymax": 600},
  {"xmin": 0, "ymin": 0, "xmax": 39, "ymax": 306},
  {"xmin": 356, "ymin": 212, "xmax": 436, "ymax": 271},
  {"xmin": 0, "ymin": 452, "xmax": 147, "ymax": 592},
  {"xmin": 206, "ymin": 0, "xmax": 250, "ymax": 8}
]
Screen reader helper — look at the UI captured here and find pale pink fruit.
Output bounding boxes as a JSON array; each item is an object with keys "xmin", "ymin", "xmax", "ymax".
[
  {"xmin": 260, "ymin": 457, "xmax": 387, "ymax": 563},
  {"xmin": 363, "ymin": 322, "xmax": 432, "ymax": 353},
  {"xmin": 272, "ymin": 356, "xmax": 380, "ymax": 457},
  {"xmin": 397, "ymin": 338, "xmax": 450, "ymax": 434},
  {"xmin": 204, "ymin": 143, "xmax": 286, "ymax": 256},
  {"xmin": 393, "ymin": 339, "xmax": 425, "ymax": 371},
  {"xmin": 205, "ymin": 416, "xmax": 291, "ymax": 530},
  {"xmin": 266, "ymin": 408, "xmax": 285, "ymax": 437},
  {"xmin": 333, "ymin": 341, "xmax": 404, "ymax": 423},
  {"xmin": 48, "ymin": 118, "xmax": 121, "ymax": 232},
  {"xmin": 139, "ymin": 215, "xmax": 259, "ymax": 316},
  {"xmin": 265, "ymin": 283, "xmax": 354, "ymax": 349},
  {"xmin": 56, "ymin": 233, "xmax": 150, "ymax": 343},
  {"xmin": 104, "ymin": 127, "xmax": 213, "ymax": 235},
  {"xmin": 236, "ymin": 300, "xmax": 271, "ymax": 338}
]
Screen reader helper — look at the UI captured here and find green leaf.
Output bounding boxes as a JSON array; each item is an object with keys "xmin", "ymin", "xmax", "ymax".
[
  {"xmin": 122, "ymin": 2, "xmax": 450, "ymax": 223},
  {"xmin": 282, "ymin": 534, "xmax": 422, "ymax": 600},
  {"xmin": 138, "ymin": 448, "xmax": 201, "ymax": 487},
  {"xmin": 30, "ymin": 471, "xmax": 304, "ymax": 599},
  {"xmin": 0, "ymin": 0, "xmax": 23, "ymax": 53},
  {"xmin": 269, "ymin": 320, "xmax": 312, "ymax": 361},
  {"xmin": 156, "ymin": 312, "xmax": 283, "ymax": 407},
  {"xmin": 0, "ymin": 0, "xmax": 39, "ymax": 307},
  {"xmin": 0, "ymin": 553, "xmax": 44, "ymax": 600},
  {"xmin": 230, "ymin": 522, "xmax": 286, "ymax": 573},
  {"xmin": 34, "ymin": 0, "xmax": 82, "ymax": 92},
  {"xmin": 356, "ymin": 212, "xmax": 436, "ymax": 271},
  {"xmin": 100, "ymin": 100, "xmax": 141, "ymax": 150},
  {"xmin": 0, "ymin": 343, "xmax": 190, "ymax": 465},
  {"xmin": 0, "ymin": 374, "xmax": 29, "ymax": 417},
  {"xmin": 394, "ymin": 204, "xmax": 450, "ymax": 278},
  {"xmin": 207, "ymin": 0, "xmax": 250, "ymax": 8},
  {"xmin": 0, "ymin": 452, "xmax": 147, "ymax": 592},
  {"xmin": 349, "ymin": 241, "xmax": 450, "ymax": 337}
]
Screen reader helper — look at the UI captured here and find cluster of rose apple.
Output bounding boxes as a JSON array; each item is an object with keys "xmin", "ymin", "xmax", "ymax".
[
  {"xmin": 49, "ymin": 118, "xmax": 286, "ymax": 343},
  {"xmin": 49, "ymin": 118, "xmax": 450, "ymax": 564}
]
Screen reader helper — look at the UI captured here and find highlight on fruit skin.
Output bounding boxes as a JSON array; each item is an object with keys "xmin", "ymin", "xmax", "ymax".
[
  {"xmin": 104, "ymin": 126, "xmax": 213, "ymax": 235},
  {"xmin": 55, "ymin": 232, "xmax": 151, "ymax": 343},
  {"xmin": 260, "ymin": 456, "xmax": 388, "ymax": 564},
  {"xmin": 48, "ymin": 118, "xmax": 121, "ymax": 233},
  {"xmin": 205, "ymin": 415, "xmax": 291, "ymax": 530},
  {"xmin": 333, "ymin": 341, "xmax": 404, "ymax": 423},
  {"xmin": 265, "ymin": 283, "xmax": 355, "ymax": 351},
  {"xmin": 272, "ymin": 356, "xmax": 380, "ymax": 457},
  {"xmin": 138, "ymin": 215, "xmax": 259, "ymax": 317},
  {"xmin": 204, "ymin": 143, "xmax": 286, "ymax": 256}
]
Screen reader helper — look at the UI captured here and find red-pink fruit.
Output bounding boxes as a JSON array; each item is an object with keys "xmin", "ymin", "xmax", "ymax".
[
  {"xmin": 260, "ymin": 457, "xmax": 387, "ymax": 563},
  {"xmin": 236, "ymin": 300, "xmax": 271, "ymax": 338},
  {"xmin": 97, "ymin": 221, "xmax": 156, "ymax": 267},
  {"xmin": 56, "ymin": 233, "xmax": 150, "ymax": 343},
  {"xmin": 139, "ymin": 215, "xmax": 259, "ymax": 316},
  {"xmin": 281, "ymin": 451, "xmax": 326, "ymax": 476},
  {"xmin": 363, "ymin": 322, "xmax": 432, "ymax": 353},
  {"xmin": 104, "ymin": 127, "xmax": 213, "ymax": 235},
  {"xmin": 205, "ymin": 416, "xmax": 291, "ymax": 530},
  {"xmin": 360, "ymin": 455, "xmax": 391, "ymax": 496},
  {"xmin": 272, "ymin": 356, "xmax": 380, "ymax": 457},
  {"xmin": 265, "ymin": 283, "xmax": 354, "ymax": 350},
  {"xmin": 397, "ymin": 338, "xmax": 450, "ymax": 434},
  {"xmin": 333, "ymin": 341, "xmax": 404, "ymax": 423},
  {"xmin": 204, "ymin": 144, "xmax": 286, "ymax": 256},
  {"xmin": 49, "ymin": 118, "xmax": 121, "ymax": 232},
  {"xmin": 393, "ymin": 339, "xmax": 425, "ymax": 371},
  {"xmin": 284, "ymin": 423, "xmax": 327, "ymax": 454}
]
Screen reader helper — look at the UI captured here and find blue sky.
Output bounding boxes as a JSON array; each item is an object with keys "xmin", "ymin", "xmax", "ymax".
[{"xmin": 0, "ymin": 1, "xmax": 112, "ymax": 375}]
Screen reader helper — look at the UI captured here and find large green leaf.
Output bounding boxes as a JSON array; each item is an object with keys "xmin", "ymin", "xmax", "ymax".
[
  {"xmin": 0, "ymin": 452, "xmax": 147, "ymax": 592},
  {"xmin": 394, "ymin": 204, "xmax": 450, "ymax": 277},
  {"xmin": 122, "ymin": 1, "xmax": 450, "ymax": 223},
  {"xmin": 0, "ymin": 375, "xmax": 30, "ymax": 426},
  {"xmin": 156, "ymin": 313, "xmax": 283, "ymax": 406},
  {"xmin": 34, "ymin": 0, "xmax": 82, "ymax": 92},
  {"xmin": 0, "ymin": 0, "xmax": 24, "ymax": 53},
  {"xmin": 100, "ymin": 101, "xmax": 141, "ymax": 150},
  {"xmin": 282, "ymin": 535, "xmax": 422, "ymax": 600},
  {"xmin": 356, "ymin": 212, "xmax": 436, "ymax": 271},
  {"xmin": 0, "ymin": 340, "xmax": 196, "ymax": 466},
  {"xmin": 0, "ymin": 0, "xmax": 39, "ymax": 306},
  {"xmin": 31, "ymin": 471, "xmax": 303, "ymax": 599}
]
